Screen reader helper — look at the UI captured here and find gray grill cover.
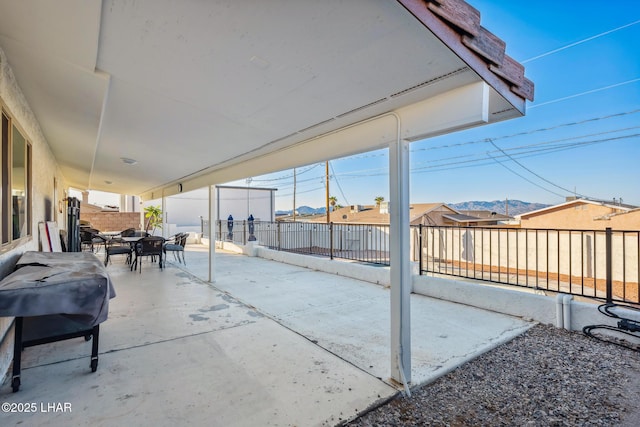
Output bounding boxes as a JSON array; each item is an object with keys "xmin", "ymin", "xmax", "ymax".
[{"xmin": 0, "ymin": 251, "xmax": 116, "ymax": 325}]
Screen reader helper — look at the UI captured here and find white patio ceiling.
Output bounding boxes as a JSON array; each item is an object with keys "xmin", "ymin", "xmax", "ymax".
[{"xmin": 0, "ymin": 0, "xmax": 532, "ymax": 199}]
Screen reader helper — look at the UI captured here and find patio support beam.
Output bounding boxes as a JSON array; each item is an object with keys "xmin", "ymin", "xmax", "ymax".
[
  {"xmin": 208, "ymin": 184, "xmax": 217, "ymax": 282},
  {"xmin": 389, "ymin": 116, "xmax": 411, "ymax": 386},
  {"xmin": 161, "ymin": 196, "xmax": 167, "ymax": 238}
]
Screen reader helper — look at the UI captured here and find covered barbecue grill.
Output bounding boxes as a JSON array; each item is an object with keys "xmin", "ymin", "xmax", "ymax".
[{"xmin": 0, "ymin": 251, "xmax": 116, "ymax": 392}]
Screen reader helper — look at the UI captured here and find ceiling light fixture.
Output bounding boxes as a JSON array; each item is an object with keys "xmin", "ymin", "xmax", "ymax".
[{"xmin": 120, "ymin": 157, "xmax": 138, "ymax": 165}]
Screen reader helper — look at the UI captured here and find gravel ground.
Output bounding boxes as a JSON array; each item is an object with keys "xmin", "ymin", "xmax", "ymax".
[{"xmin": 346, "ymin": 323, "xmax": 640, "ymax": 426}]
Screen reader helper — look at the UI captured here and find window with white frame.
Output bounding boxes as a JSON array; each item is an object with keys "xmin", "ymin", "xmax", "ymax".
[{"xmin": 1, "ymin": 106, "xmax": 32, "ymax": 246}]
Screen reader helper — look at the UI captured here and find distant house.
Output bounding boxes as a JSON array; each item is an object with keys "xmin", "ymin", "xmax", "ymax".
[
  {"xmin": 410, "ymin": 203, "xmax": 467, "ymax": 226},
  {"xmin": 301, "ymin": 203, "xmax": 508, "ymax": 227},
  {"xmin": 302, "ymin": 203, "xmax": 390, "ymax": 224},
  {"xmin": 443, "ymin": 210, "xmax": 514, "ymax": 227},
  {"xmin": 517, "ymin": 199, "xmax": 639, "ymax": 230}
]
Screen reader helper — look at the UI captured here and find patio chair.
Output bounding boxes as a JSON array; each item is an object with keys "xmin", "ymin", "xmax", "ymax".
[
  {"xmin": 104, "ymin": 238, "xmax": 133, "ymax": 266},
  {"xmin": 119, "ymin": 229, "xmax": 149, "ymax": 247},
  {"xmin": 120, "ymin": 228, "xmax": 136, "ymax": 237},
  {"xmin": 164, "ymin": 232, "xmax": 187, "ymax": 265},
  {"xmin": 80, "ymin": 229, "xmax": 106, "ymax": 253},
  {"xmin": 131, "ymin": 236, "xmax": 165, "ymax": 273}
]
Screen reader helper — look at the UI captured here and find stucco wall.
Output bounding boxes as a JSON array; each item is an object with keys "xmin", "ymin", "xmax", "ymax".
[
  {"xmin": 1, "ymin": 46, "xmax": 68, "ymax": 382},
  {"xmin": 594, "ymin": 210, "xmax": 640, "ymax": 230},
  {"xmin": 412, "ymin": 274, "xmax": 636, "ymax": 334},
  {"xmin": 520, "ymin": 203, "xmax": 627, "ymax": 230}
]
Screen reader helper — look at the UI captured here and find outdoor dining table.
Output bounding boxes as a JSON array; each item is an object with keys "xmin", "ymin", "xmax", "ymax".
[
  {"xmin": 0, "ymin": 251, "xmax": 116, "ymax": 392},
  {"xmin": 121, "ymin": 236, "xmax": 144, "ymax": 243}
]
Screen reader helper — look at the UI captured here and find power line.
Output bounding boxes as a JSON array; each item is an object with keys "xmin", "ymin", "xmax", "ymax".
[
  {"xmin": 487, "ymin": 151, "xmax": 565, "ymax": 198},
  {"xmin": 412, "ymin": 134, "xmax": 638, "ymax": 174},
  {"xmin": 276, "ymin": 185, "xmax": 325, "ymax": 199},
  {"xmin": 253, "ymin": 109, "xmax": 639, "ymax": 204},
  {"xmin": 488, "ymin": 139, "xmax": 592, "ymax": 199},
  {"xmin": 329, "ymin": 162, "xmax": 350, "ymax": 206},
  {"xmin": 411, "ymin": 125, "xmax": 640, "ymax": 168},
  {"xmin": 336, "ymin": 133, "xmax": 637, "ymax": 179},
  {"xmin": 522, "ymin": 18, "xmax": 640, "ymax": 63},
  {"xmin": 411, "ymin": 109, "xmax": 640, "ymax": 152},
  {"xmin": 331, "ymin": 109, "xmax": 639, "ymax": 162},
  {"xmin": 251, "ymin": 163, "xmax": 321, "ymax": 183},
  {"xmin": 273, "ymin": 131, "xmax": 638, "ymax": 185},
  {"xmin": 272, "ymin": 132, "xmax": 638, "ymax": 203},
  {"xmin": 529, "ymin": 78, "xmax": 640, "ymax": 109},
  {"xmin": 335, "ymin": 127, "xmax": 640, "ymax": 176}
]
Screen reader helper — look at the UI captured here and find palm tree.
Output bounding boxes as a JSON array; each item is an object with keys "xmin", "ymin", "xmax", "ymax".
[
  {"xmin": 144, "ymin": 205, "xmax": 163, "ymax": 235},
  {"xmin": 375, "ymin": 196, "xmax": 384, "ymax": 207},
  {"xmin": 329, "ymin": 196, "xmax": 337, "ymax": 212}
]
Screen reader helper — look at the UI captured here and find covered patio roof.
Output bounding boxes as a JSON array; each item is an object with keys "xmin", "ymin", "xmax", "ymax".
[
  {"xmin": 0, "ymin": 0, "xmax": 533, "ymax": 387},
  {"xmin": 0, "ymin": 0, "xmax": 532, "ymax": 198}
]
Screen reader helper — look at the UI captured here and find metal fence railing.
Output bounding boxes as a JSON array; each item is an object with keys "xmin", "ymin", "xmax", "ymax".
[
  {"xmin": 214, "ymin": 220, "xmax": 391, "ymax": 265},
  {"xmin": 211, "ymin": 220, "xmax": 639, "ymax": 305},
  {"xmin": 415, "ymin": 225, "xmax": 640, "ymax": 305}
]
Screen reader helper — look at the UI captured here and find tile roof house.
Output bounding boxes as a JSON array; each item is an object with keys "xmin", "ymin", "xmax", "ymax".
[
  {"xmin": 441, "ymin": 211, "xmax": 514, "ymax": 226},
  {"xmin": 302, "ymin": 202, "xmax": 511, "ymax": 226},
  {"xmin": 410, "ymin": 203, "xmax": 460, "ymax": 226}
]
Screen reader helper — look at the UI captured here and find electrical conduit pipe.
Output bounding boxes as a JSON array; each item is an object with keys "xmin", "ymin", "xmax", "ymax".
[
  {"xmin": 563, "ymin": 294, "xmax": 573, "ymax": 331},
  {"xmin": 556, "ymin": 294, "xmax": 565, "ymax": 329}
]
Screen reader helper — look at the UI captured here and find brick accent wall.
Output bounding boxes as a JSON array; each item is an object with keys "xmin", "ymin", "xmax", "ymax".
[{"xmin": 81, "ymin": 212, "xmax": 142, "ymax": 232}]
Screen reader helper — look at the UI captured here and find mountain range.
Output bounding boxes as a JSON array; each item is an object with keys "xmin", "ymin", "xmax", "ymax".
[
  {"xmin": 276, "ymin": 200, "xmax": 549, "ymax": 217},
  {"xmin": 276, "ymin": 205, "xmax": 326, "ymax": 216},
  {"xmin": 449, "ymin": 200, "xmax": 550, "ymax": 216}
]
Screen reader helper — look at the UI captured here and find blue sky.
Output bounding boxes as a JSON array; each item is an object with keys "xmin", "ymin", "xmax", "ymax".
[
  {"xmin": 91, "ymin": 1, "xmax": 640, "ymax": 215},
  {"xmin": 231, "ymin": 0, "xmax": 640, "ymax": 211}
]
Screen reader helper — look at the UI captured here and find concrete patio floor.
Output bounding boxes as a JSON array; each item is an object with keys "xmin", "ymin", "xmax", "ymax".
[{"xmin": 1, "ymin": 245, "xmax": 533, "ymax": 426}]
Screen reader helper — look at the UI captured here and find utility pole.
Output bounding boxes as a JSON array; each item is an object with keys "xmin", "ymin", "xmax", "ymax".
[{"xmin": 325, "ymin": 161, "xmax": 330, "ymax": 223}]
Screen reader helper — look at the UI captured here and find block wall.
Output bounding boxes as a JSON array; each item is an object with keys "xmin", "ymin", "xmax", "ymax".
[{"xmin": 81, "ymin": 212, "xmax": 142, "ymax": 232}]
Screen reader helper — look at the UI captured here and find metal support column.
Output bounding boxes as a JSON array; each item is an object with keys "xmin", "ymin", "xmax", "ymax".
[
  {"xmin": 389, "ymin": 130, "xmax": 411, "ymax": 386},
  {"xmin": 605, "ymin": 227, "xmax": 612, "ymax": 303},
  {"xmin": 161, "ymin": 196, "xmax": 167, "ymax": 238},
  {"xmin": 208, "ymin": 185, "xmax": 217, "ymax": 283}
]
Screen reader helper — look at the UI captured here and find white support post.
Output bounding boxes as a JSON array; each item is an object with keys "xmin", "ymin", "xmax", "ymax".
[
  {"xmin": 161, "ymin": 196, "xmax": 167, "ymax": 238},
  {"xmin": 208, "ymin": 184, "xmax": 216, "ymax": 282},
  {"xmin": 389, "ymin": 135, "xmax": 411, "ymax": 385}
]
